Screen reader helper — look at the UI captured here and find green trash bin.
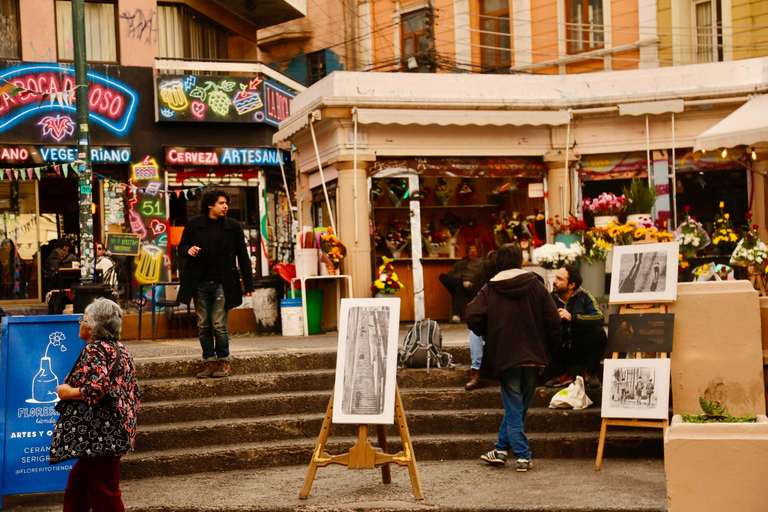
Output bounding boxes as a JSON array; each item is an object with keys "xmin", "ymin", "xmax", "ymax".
[{"xmin": 292, "ymin": 289, "xmax": 324, "ymax": 334}]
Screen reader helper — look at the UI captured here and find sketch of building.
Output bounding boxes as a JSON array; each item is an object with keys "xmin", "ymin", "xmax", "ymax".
[{"xmin": 341, "ymin": 306, "xmax": 389, "ymax": 415}]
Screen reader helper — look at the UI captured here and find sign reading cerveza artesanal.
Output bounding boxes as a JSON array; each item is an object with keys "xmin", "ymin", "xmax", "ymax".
[
  {"xmin": 106, "ymin": 233, "xmax": 141, "ymax": 256},
  {"xmin": 0, "ymin": 316, "xmax": 81, "ymax": 503}
]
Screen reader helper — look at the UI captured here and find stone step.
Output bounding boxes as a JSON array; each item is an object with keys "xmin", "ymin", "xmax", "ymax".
[
  {"xmin": 121, "ymin": 431, "xmax": 663, "ymax": 480},
  {"xmin": 135, "ymin": 407, "xmax": 614, "ymax": 452}
]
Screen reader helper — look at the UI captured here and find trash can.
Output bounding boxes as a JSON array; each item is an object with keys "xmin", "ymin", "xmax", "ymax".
[
  {"xmin": 71, "ymin": 283, "xmax": 115, "ymax": 314},
  {"xmin": 252, "ymin": 275, "xmax": 286, "ymax": 334},
  {"xmin": 292, "ymin": 289, "xmax": 324, "ymax": 334}
]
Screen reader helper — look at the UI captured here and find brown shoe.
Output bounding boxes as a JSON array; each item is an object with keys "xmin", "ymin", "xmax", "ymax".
[
  {"xmin": 196, "ymin": 361, "xmax": 218, "ymax": 379},
  {"xmin": 465, "ymin": 368, "xmax": 483, "ymax": 391},
  {"xmin": 212, "ymin": 360, "xmax": 232, "ymax": 378}
]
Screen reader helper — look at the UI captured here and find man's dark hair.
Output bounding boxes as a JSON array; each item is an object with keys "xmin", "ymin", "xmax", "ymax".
[
  {"xmin": 202, "ymin": 188, "xmax": 231, "ymax": 212},
  {"xmin": 562, "ymin": 264, "xmax": 583, "ymax": 289},
  {"xmin": 55, "ymin": 239, "xmax": 69, "ymax": 249},
  {"xmin": 495, "ymin": 244, "xmax": 523, "ymax": 272}
]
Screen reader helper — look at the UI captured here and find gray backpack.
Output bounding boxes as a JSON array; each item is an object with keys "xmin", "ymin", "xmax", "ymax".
[{"xmin": 398, "ymin": 319, "xmax": 453, "ymax": 372}]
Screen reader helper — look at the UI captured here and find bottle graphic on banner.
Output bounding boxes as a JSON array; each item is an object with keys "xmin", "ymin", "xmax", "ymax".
[{"xmin": 27, "ymin": 331, "xmax": 68, "ymax": 404}]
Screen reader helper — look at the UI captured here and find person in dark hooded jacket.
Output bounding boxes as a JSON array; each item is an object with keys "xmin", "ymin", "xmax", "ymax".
[{"xmin": 466, "ymin": 244, "xmax": 561, "ymax": 471}]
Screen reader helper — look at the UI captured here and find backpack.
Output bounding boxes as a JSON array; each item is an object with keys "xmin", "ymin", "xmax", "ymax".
[{"xmin": 398, "ymin": 318, "xmax": 453, "ymax": 372}]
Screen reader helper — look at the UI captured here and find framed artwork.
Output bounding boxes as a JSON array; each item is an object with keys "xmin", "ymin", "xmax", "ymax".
[
  {"xmin": 609, "ymin": 242, "xmax": 680, "ymax": 304},
  {"xmin": 601, "ymin": 358, "xmax": 671, "ymax": 420},
  {"xmin": 332, "ymin": 297, "xmax": 401, "ymax": 424},
  {"xmin": 607, "ymin": 313, "xmax": 675, "ymax": 353}
]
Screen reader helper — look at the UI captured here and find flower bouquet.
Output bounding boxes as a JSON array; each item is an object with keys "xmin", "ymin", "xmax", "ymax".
[
  {"xmin": 548, "ymin": 215, "xmax": 587, "ymax": 236},
  {"xmin": 730, "ymin": 214, "xmax": 768, "ymax": 272},
  {"xmin": 572, "ymin": 231, "xmax": 611, "ymax": 264},
  {"xmin": 492, "ymin": 212, "xmax": 517, "ymax": 248},
  {"xmin": 423, "ymin": 224, "xmax": 447, "ymax": 257},
  {"xmin": 440, "ymin": 211, "xmax": 463, "ymax": 257},
  {"xmin": 583, "ymin": 192, "xmax": 626, "ymax": 216},
  {"xmin": 674, "ymin": 207, "xmax": 710, "ymax": 259},
  {"xmin": 532, "ymin": 242, "xmax": 580, "ymax": 270},
  {"xmin": 371, "ymin": 257, "xmax": 405, "ymax": 295},
  {"xmin": 711, "ymin": 202, "xmax": 739, "ymax": 256},
  {"xmin": 385, "ymin": 219, "xmax": 410, "ymax": 258},
  {"xmin": 435, "ymin": 178, "xmax": 454, "ymax": 206},
  {"xmin": 386, "ymin": 178, "xmax": 409, "ymax": 207},
  {"xmin": 457, "ymin": 178, "xmax": 477, "ymax": 205},
  {"xmin": 318, "ymin": 227, "xmax": 345, "ymax": 275}
]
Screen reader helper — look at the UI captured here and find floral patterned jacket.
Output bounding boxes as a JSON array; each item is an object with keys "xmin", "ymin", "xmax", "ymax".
[{"xmin": 65, "ymin": 340, "xmax": 141, "ymax": 453}]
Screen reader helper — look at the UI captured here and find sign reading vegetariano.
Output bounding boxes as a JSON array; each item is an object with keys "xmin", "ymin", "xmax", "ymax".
[
  {"xmin": 0, "ymin": 145, "xmax": 131, "ymax": 164},
  {"xmin": 0, "ymin": 64, "xmax": 138, "ymax": 136},
  {"xmin": 155, "ymin": 75, "xmax": 295, "ymax": 126}
]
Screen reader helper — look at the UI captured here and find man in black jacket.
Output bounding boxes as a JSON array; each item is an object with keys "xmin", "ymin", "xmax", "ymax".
[
  {"xmin": 466, "ymin": 244, "xmax": 561, "ymax": 472},
  {"xmin": 546, "ymin": 264, "xmax": 607, "ymax": 389},
  {"xmin": 178, "ymin": 189, "xmax": 254, "ymax": 378},
  {"xmin": 439, "ymin": 242, "xmax": 485, "ymax": 323}
]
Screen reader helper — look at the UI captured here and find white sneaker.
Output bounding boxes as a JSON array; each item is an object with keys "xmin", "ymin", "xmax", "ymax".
[{"xmin": 450, "ymin": 315, "xmax": 461, "ymax": 324}]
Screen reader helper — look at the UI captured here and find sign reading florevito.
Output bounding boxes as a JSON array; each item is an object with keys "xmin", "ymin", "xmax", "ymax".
[
  {"xmin": 165, "ymin": 147, "xmax": 290, "ymax": 167},
  {"xmin": 154, "ymin": 75, "xmax": 295, "ymax": 126},
  {"xmin": 0, "ymin": 316, "xmax": 82, "ymax": 504}
]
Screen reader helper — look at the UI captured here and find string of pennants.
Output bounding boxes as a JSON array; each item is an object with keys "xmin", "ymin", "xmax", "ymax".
[{"xmin": 0, "ymin": 78, "xmax": 82, "ymax": 108}]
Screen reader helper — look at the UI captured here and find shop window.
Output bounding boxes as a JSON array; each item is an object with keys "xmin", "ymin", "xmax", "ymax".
[
  {"xmin": 307, "ymin": 49, "xmax": 327, "ymax": 85},
  {"xmin": 694, "ymin": 0, "xmax": 723, "ymax": 63},
  {"xmin": 55, "ymin": 0, "xmax": 118, "ymax": 63},
  {"xmin": 157, "ymin": 4, "xmax": 228, "ymax": 61},
  {"xmin": 401, "ymin": 9, "xmax": 435, "ymax": 73},
  {"xmin": 311, "ymin": 184, "xmax": 337, "ymax": 231},
  {"xmin": 0, "ymin": 181, "xmax": 41, "ymax": 300},
  {"xmin": 479, "ymin": 0, "xmax": 510, "ymax": 70},
  {"xmin": 566, "ymin": 0, "xmax": 604, "ymax": 54},
  {"xmin": 0, "ymin": 0, "xmax": 20, "ymax": 59}
]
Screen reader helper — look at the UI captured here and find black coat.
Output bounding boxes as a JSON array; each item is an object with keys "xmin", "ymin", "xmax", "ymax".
[
  {"xmin": 177, "ymin": 215, "xmax": 255, "ymax": 311},
  {"xmin": 466, "ymin": 269, "xmax": 561, "ymax": 380}
]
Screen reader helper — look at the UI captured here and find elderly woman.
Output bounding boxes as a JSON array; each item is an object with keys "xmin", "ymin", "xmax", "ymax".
[{"xmin": 55, "ymin": 298, "xmax": 140, "ymax": 512}]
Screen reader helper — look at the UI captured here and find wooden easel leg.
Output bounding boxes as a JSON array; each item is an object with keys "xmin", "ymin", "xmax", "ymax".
[
  {"xmin": 394, "ymin": 386, "xmax": 424, "ymax": 500},
  {"xmin": 375, "ymin": 424, "xmax": 392, "ymax": 484},
  {"xmin": 595, "ymin": 419, "xmax": 608, "ymax": 471},
  {"xmin": 299, "ymin": 390, "xmax": 335, "ymax": 500}
]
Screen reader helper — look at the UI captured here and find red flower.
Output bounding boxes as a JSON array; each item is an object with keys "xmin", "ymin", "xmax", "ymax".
[
  {"xmin": 754, "ymin": 224, "xmax": 760, "ymax": 230},
  {"xmin": 745, "ymin": 212, "xmax": 753, "ymax": 220},
  {"xmin": 691, "ymin": 216, "xmax": 697, "ymax": 221},
  {"xmin": 684, "ymin": 206, "xmax": 690, "ymax": 213}
]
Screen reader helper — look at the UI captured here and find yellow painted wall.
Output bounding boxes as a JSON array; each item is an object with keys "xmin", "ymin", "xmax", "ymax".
[
  {"xmin": 434, "ymin": 0, "xmax": 457, "ymax": 71},
  {"xmin": 732, "ymin": 0, "xmax": 768, "ymax": 60},
  {"xmin": 657, "ymin": 0, "xmax": 673, "ymax": 66},
  {"xmin": 530, "ymin": 0, "xmax": 559, "ymax": 67},
  {"xmin": 612, "ymin": 0, "xmax": 639, "ymax": 47}
]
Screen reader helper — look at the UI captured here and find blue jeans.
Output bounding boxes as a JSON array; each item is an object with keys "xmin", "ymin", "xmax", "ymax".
[
  {"xmin": 195, "ymin": 280, "xmax": 230, "ymax": 361},
  {"xmin": 494, "ymin": 366, "xmax": 538, "ymax": 460},
  {"xmin": 469, "ymin": 331, "xmax": 483, "ymax": 370}
]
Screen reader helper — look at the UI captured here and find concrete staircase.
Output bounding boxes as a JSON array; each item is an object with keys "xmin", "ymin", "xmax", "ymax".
[{"xmin": 125, "ymin": 347, "xmax": 663, "ymax": 481}]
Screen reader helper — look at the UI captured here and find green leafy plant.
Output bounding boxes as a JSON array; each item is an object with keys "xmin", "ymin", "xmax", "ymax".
[
  {"xmin": 681, "ymin": 396, "xmax": 756, "ymax": 423},
  {"xmin": 622, "ymin": 178, "xmax": 658, "ymax": 215}
]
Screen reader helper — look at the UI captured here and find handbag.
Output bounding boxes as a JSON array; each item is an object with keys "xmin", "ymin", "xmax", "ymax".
[{"xmin": 49, "ymin": 342, "xmax": 131, "ymax": 465}]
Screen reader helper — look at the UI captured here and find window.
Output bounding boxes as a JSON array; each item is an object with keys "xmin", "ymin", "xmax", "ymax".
[
  {"xmin": 158, "ymin": 4, "xmax": 228, "ymax": 60},
  {"xmin": 401, "ymin": 10, "xmax": 434, "ymax": 73},
  {"xmin": 694, "ymin": 0, "xmax": 723, "ymax": 63},
  {"xmin": 55, "ymin": 1, "xmax": 117, "ymax": 63},
  {"xmin": 0, "ymin": 0, "xmax": 20, "ymax": 59},
  {"xmin": 479, "ymin": 0, "xmax": 510, "ymax": 70},
  {"xmin": 566, "ymin": 0, "xmax": 604, "ymax": 54},
  {"xmin": 307, "ymin": 50, "xmax": 327, "ymax": 85}
]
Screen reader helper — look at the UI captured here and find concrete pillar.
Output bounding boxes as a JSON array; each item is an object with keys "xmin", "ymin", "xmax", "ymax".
[
  {"xmin": 754, "ymin": 160, "xmax": 768, "ymax": 243},
  {"xmin": 336, "ymin": 161, "xmax": 373, "ymax": 299},
  {"xmin": 543, "ymin": 152, "xmax": 580, "ymax": 242}
]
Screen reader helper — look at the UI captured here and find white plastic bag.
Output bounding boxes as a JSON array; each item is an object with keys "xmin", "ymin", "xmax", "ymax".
[{"xmin": 548, "ymin": 376, "xmax": 593, "ymax": 410}]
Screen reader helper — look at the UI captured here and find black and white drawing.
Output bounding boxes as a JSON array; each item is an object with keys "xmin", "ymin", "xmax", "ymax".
[
  {"xmin": 333, "ymin": 297, "xmax": 401, "ymax": 424},
  {"xmin": 609, "ymin": 242, "xmax": 679, "ymax": 304},
  {"xmin": 28, "ymin": 331, "xmax": 68, "ymax": 404},
  {"xmin": 601, "ymin": 358, "xmax": 671, "ymax": 420}
]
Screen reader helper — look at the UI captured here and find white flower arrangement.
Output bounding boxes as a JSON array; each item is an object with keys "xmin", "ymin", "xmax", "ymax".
[
  {"xmin": 730, "ymin": 236, "xmax": 768, "ymax": 267},
  {"xmin": 532, "ymin": 242, "xmax": 580, "ymax": 270}
]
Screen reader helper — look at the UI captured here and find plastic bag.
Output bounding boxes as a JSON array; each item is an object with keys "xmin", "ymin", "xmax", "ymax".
[{"xmin": 548, "ymin": 376, "xmax": 593, "ymax": 410}]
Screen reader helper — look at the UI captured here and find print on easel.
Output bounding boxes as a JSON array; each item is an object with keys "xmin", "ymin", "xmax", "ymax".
[
  {"xmin": 27, "ymin": 331, "xmax": 68, "ymax": 404},
  {"xmin": 601, "ymin": 358, "xmax": 670, "ymax": 420}
]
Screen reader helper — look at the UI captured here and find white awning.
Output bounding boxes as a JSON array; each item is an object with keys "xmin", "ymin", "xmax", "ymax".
[
  {"xmin": 354, "ymin": 108, "xmax": 571, "ymax": 127},
  {"xmin": 694, "ymin": 95, "xmax": 768, "ymax": 151}
]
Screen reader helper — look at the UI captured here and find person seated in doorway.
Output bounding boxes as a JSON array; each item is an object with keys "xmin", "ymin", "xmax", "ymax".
[
  {"xmin": 439, "ymin": 242, "xmax": 486, "ymax": 324},
  {"xmin": 95, "ymin": 242, "xmax": 118, "ymax": 287},
  {"xmin": 44, "ymin": 239, "xmax": 79, "ymax": 290},
  {"xmin": 545, "ymin": 264, "xmax": 607, "ymax": 390}
]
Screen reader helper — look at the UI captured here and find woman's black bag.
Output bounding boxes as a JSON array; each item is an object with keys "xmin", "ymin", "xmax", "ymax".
[{"xmin": 49, "ymin": 343, "xmax": 130, "ymax": 464}]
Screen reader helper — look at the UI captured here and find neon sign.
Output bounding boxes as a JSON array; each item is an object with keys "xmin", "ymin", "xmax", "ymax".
[
  {"xmin": 0, "ymin": 145, "xmax": 131, "ymax": 163},
  {"xmin": 132, "ymin": 156, "xmax": 159, "ymax": 180},
  {"xmin": 166, "ymin": 147, "xmax": 289, "ymax": 167},
  {"xmin": 0, "ymin": 64, "xmax": 138, "ymax": 135},
  {"xmin": 38, "ymin": 115, "xmax": 75, "ymax": 141}
]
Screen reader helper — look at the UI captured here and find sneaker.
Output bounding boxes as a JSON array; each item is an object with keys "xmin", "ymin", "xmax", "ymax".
[
  {"xmin": 465, "ymin": 369, "xmax": 483, "ymax": 391},
  {"xmin": 196, "ymin": 361, "xmax": 218, "ymax": 379},
  {"xmin": 515, "ymin": 458, "xmax": 533, "ymax": 472},
  {"xmin": 480, "ymin": 449, "xmax": 508, "ymax": 466},
  {"xmin": 585, "ymin": 372, "xmax": 601, "ymax": 389},
  {"xmin": 450, "ymin": 315, "xmax": 461, "ymax": 324},
  {"xmin": 212, "ymin": 360, "xmax": 232, "ymax": 378},
  {"xmin": 544, "ymin": 373, "xmax": 573, "ymax": 388}
]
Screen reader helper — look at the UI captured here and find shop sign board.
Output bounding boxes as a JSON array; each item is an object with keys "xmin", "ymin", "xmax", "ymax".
[
  {"xmin": 106, "ymin": 233, "xmax": 141, "ymax": 256},
  {"xmin": 0, "ymin": 316, "xmax": 82, "ymax": 506},
  {"xmin": 0, "ymin": 145, "xmax": 131, "ymax": 164},
  {"xmin": 155, "ymin": 74, "xmax": 295, "ymax": 126},
  {"xmin": 165, "ymin": 147, "xmax": 290, "ymax": 167}
]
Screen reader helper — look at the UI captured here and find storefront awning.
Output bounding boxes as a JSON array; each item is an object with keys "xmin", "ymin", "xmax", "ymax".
[
  {"xmin": 355, "ymin": 109, "xmax": 572, "ymax": 127},
  {"xmin": 694, "ymin": 95, "xmax": 768, "ymax": 151}
]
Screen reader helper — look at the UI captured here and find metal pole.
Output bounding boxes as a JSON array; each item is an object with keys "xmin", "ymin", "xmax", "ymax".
[{"xmin": 72, "ymin": 0, "xmax": 94, "ymax": 283}]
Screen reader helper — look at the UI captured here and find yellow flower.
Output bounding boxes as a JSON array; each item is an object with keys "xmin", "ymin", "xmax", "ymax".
[
  {"xmin": 375, "ymin": 280, "xmax": 385, "ymax": 289},
  {"xmin": 719, "ymin": 201, "xmax": 724, "ymax": 208},
  {"xmin": 724, "ymin": 213, "xmax": 730, "ymax": 219},
  {"xmin": 391, "ymin": 273, "xmax": 399, "ymax": 281}
]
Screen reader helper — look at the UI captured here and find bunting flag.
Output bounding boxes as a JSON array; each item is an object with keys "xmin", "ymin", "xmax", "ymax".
[
  {"xmin": 54, "ymin": 165, "xmax": 61, "ymax": 176},
  {"xmin": 13, "ymin": 170, "xmax": 18, "ymax": 180},
  {"xmin": 4, "ymin": 170, "xmax": 10, "ymax": 181},
  {"xmin": 175, "ymin": 190, "xmax": 183, "ymax": 198},
  {"xmin": 62, "ymin": 164, "xmax": 68, "ymax": 178},
  {"xmin": 26, "ymin": 168, "xmax": 33, "ymax": 181},
  {"xmin": 34, "ymin": 168, "xmax": 41, "ymax": 180}
]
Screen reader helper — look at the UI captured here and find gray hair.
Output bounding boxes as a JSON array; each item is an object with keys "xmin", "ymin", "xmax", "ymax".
[{"xmin": 83, "ymin": 298, "xmax": 123, "ymax": 341}]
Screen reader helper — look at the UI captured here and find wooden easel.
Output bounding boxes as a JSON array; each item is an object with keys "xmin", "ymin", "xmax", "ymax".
[
  {"xmin": 595, "ymin": 302, "xmax": 670, "ymax": 471},
  {"xmin": 299, "ymin": 385, "xmax": 424, "ymax": 500}
]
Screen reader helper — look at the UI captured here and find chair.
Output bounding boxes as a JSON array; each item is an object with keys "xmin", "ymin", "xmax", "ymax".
[{"xmin": 152, "ymin": 283, "xmax": 194, "ymax": 340}]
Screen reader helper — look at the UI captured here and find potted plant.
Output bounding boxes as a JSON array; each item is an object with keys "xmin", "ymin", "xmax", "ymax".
[
  {"xmin": 674, "ymin": 206, "xmax": 710, "ymax": 260},
  {"xmin": 548, "ymin": 215, "xmax": 587, "ymax": 247},
  {"xmin": 711, "ymin": 202, "xmax": 739, "ymax": 257},
  {"xmin": 371, "ymin": 257, "xmax": 405, "ymax": 297},
  {"xmin": 729, "ymin": 214, "xmax": 768, "ymax": 277},
  {"xmin": 582, "ymin": 192, "xmax": 626, "ymax": 228},
  {"xmin": 622, "ymin": 178, "xmax": 657, "ymax": 223}
]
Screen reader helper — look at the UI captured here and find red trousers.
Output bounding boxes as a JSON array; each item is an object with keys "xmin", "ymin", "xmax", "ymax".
[{"xmin": 63, "ymin": 457, "xmax": 124, "ymax": 512}]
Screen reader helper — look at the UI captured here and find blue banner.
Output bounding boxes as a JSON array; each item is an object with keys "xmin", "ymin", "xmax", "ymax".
[{"xmin": 0, "ymin": 315, "xmax": 81, "ymax": 504}]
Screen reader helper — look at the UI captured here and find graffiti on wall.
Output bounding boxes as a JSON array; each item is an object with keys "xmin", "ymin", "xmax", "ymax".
[
  {"xmin": 119, "ymin": 9, "xmax": 158, "ymax": 44},
  {"xmin": 155, "ymin": 74, "xmax": 295, "ymax": 126}
]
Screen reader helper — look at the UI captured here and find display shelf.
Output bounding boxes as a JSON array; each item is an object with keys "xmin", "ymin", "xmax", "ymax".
[{"xmin": 420, "ymin": 204, "xmax": 501, "ymax": 210}]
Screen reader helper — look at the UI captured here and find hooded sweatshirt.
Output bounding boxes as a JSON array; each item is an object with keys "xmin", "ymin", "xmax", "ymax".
[{"xmin": 466, "ymin": 268, "xmax": 562, "ymax": 380}]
